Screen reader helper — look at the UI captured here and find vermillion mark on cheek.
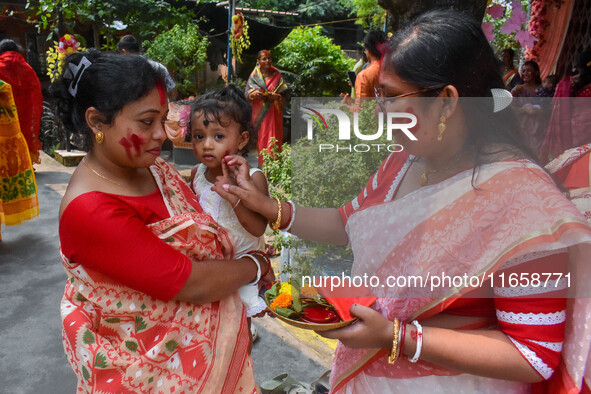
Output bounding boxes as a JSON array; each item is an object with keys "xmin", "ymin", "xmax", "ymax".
[
  {"xmin": 119, "ymin": 130, "xmax": 146, "ymax": 159},
  {"xmin": 130, "ymin": 133, "xmax": 145, "ymax": 156},
  {"xmin": 119, "ymin": 137, "xmax": 132, "ymax": 159}
]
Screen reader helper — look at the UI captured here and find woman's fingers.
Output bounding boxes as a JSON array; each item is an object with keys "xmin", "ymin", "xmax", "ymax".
[
  {"xmin": 317, "ymin": 305, "xmax": 391, "ymax": 349},
  {"xmin": 221, "ymin": 159, "xmax": 232, "ymax": 180}
]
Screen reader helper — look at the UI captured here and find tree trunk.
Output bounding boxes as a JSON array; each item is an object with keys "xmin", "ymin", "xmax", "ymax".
[
  {"xmin": 378, "ymin": 0, "xmax": 488, "ymax": 31},
  {"xmin": 93, "ymin": 22, "xmax": 101, "ymax": 49}
]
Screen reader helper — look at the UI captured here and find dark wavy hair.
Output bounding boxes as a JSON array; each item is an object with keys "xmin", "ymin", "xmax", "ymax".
[
  {"xmin": 0, "ymin": 39, "xmax": 23, "ymax": 55},
  {"xmin": 382, "ymin": 9, "xmax": 538, "ymax": 174},
  {"xmin": 522, "ymin": 60, "xmax": 542, "ymax": 85},
  {"xmin": 48, "ymin": 49, "xmax": 165, "ymax": 144},
  {"xmin": 189, "ymin": 84, "xmax": 254, "ymax": 157},
  {"xmin": 363, "ymin": 30, "xmax": 388, "ymax": 59}
]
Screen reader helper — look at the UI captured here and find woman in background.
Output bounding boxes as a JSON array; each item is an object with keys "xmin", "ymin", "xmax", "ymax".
[{"xmin": 246, "ymin": 49, "xmax": 289, "ymax": 165}]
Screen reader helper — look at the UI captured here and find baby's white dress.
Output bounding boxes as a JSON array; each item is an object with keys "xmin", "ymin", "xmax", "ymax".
[{"xmin": 192, "ymin": 163, "xmax": 267, "ymax": 316}]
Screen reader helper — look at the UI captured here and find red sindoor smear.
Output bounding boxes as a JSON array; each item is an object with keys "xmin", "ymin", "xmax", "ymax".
[
  {"xmin": 130, "ymin": 133, "xmax": 145, "ymax": 156},
  {"xmin": 156, "ymin": 82, "xmax": 166, "ymax": 106},
  {"xmin": 119, "ymin": 137, "xmax": 132, "ymax": 159},
  {"xmin": 119, "ymin": 132, "xmax": 145, "ymax": 159}
]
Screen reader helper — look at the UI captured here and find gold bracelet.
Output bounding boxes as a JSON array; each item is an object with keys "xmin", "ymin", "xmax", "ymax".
[
  {"xmin": 269, "ymin": 197, "xmax": 282, "ymax": 230},
  {"xmin": 387, "ymin": 318, "xmax": 400, "ymax": 364}
]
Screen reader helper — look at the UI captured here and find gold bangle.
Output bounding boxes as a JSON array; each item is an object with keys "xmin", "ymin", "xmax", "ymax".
[
  {"xmin": 388, "ymin": 318, "xmax": 400, "ymax": 364},
  {"xmin": 269, "ymin": 197, "xmax": 282, "ymax": 230}
]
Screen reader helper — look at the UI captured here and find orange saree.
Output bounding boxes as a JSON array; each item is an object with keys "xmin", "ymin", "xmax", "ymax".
[{"xmin": 0, "ymin": 80, "xmax": 39, "ymax": 240}]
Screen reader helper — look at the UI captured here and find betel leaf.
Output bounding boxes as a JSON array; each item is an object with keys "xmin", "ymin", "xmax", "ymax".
[
  {"xmin": 265, "ymin": 282, "xmax": 280, "ymax": 304},
  {"xmin": 292, "ymin": 293, "xmax": 302, "ymax": 313},
  {"xmin": 274, "ymin": 306, "xmax": 299, "ymax": 319}
]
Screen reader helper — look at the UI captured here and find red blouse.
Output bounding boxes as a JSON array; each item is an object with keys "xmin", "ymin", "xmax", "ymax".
[{"xmin": 59, "ymin": 190, "xmax": 192, "ymax": 301}]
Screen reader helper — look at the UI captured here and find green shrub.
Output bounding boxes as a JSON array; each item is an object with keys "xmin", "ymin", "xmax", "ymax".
[
  {"xmin": 274, "ymin": 26, "xmax": 355, "ymax": 97},
  {"xmin": 265, "ymin": 100, "xmax": 391, "ymax": 278},
  {"xmin": 144, "ymin": 23, "xmax": 209, "ymax": 98}
]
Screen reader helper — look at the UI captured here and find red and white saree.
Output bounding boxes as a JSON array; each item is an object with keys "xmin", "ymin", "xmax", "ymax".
[
  {"xmin": 60, "ymin": 158, "xmax": 256, "ymax": 393},
  {"xmin": 333, "ymin": 154, "xmax": 591, "ymax": 393}
]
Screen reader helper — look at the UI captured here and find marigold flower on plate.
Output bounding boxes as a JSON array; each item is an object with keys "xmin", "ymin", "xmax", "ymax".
[{"xmin": 270, "ymin": 292, "xmax": 293, "ymax": 311}]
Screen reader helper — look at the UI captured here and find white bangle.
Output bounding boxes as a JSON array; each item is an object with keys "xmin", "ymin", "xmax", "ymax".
[
  {"xmin": 239, "ymin": 254, "xmax": 261, "ymax": 284},
  {"xmin": 285, "ymin": 200, "xmax": 296, "ymax": 232},
  {"xmin": 408, "ymin": 320, "xmax": 423, "ymax": 363}
]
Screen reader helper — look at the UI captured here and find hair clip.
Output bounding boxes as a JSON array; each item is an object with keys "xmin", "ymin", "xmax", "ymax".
[
  {"xmin": 490, "ymin": 88, "xmax": 513, "ymax": 113},
  {"xmin": 66, "ymin": 56, "xmax": 92, "ymax": 97}
]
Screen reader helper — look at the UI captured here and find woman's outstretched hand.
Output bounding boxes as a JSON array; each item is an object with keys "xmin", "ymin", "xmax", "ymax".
[
  {"xmin": 317, "ymin": 304, "xmax": 392, "ymax": 349},
  {"xmin": 212, "ymin": 155, "xmax": 275, "ymax": 219}
]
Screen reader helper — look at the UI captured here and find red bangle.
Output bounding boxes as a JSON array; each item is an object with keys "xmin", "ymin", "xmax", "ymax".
[
  {"xmin": 398, "ymin": 321, "xmax": 406, "ymax": 358},
  {"xmin": 278, "ymin": 201, "xmax": 293, "ymax": 231}
]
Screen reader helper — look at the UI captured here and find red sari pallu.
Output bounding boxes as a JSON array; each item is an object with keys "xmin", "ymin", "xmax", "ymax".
[
  {"xmin": 0, "ymin": 51, "xmax": 43, "ymax": 164},
  {"xmin": 59, "ymin": 158, "xmax": 257, "ymax": 393},
  {"xmin": 246, "ymin": 65, "xmax": 288, "ymax": 165}
]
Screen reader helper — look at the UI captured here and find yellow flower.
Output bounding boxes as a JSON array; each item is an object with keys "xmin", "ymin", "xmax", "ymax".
[
  {"xmin": 270, "ymin": 292, "xmax": 293, "ymax": 311},
  {"xmin": 63, "ymin": 34, "xmax": 71, "ymax": 40},
  {"xmin": 66, "ymin": 47, "xmax": 74, "ymax": 54},
  {"xmin": 279, "ymin": 282, "xmax": 299, "ymax": 299},
  {"xmin": 279, "ymin": 282, "xmax": 292, "ymax": 294}
]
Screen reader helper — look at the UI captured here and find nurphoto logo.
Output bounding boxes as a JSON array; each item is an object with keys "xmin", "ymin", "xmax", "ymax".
[{"xmin": 301, "ymin": 105, "xmax": 417, "ymax": 153}]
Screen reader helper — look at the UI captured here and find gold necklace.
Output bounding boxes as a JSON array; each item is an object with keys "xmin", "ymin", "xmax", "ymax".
[
  {"xmin": 420, "ymin": 156, "xmax": 462, "ymax": 187},
  {"xmin": 82, "ymin": 158, "xmax": 125, "ymax": 187}
]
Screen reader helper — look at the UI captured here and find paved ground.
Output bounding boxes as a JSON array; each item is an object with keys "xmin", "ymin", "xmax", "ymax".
[{"xmin": 0, "ymin": 151, "xmax": 334, "ymax": 393}]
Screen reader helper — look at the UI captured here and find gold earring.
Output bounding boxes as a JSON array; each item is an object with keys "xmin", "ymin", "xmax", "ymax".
[
  {"xmin": 95, "ymin": 131, "xmax": 104, "ymax": 144},
  {"xmin": 437, "ymin": 115, "xmax": 446, "ymax": 141}
]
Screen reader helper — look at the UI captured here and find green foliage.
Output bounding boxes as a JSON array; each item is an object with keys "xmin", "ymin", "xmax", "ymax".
[
  {"xmin": 262, "ymin": 138, "xmax": 291, "ymax": 201},
  {"xmin": 25, "ymin": 0, "xmax": 194, "ymax": 47},
  {"xmin": 239, "ymin": 0, "xmax": 355, "ymax": 24},
  {"xmin": 262, "ymin": 139, "xmax": 292, "ymax": 253},
  {"xmin": 144, "ymin": 24, "xmax": 209, "ymax": 98},
  {"xmin": 274, "ymin": 26, "xmax": 356, "ymax": 97},
  {"xmin": 352, "ymin": 0, "xmax": 386, "ymax": 29},
  {"xmin": 265, "ymin": 100, "xmax": 391, "ymax": 279}
]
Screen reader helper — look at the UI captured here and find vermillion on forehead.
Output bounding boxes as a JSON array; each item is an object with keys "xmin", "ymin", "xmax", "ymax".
[{"xmin": 156, "ymin": 82, "xmax": 166, "ymax": 106}]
